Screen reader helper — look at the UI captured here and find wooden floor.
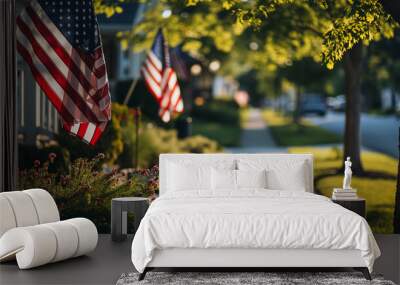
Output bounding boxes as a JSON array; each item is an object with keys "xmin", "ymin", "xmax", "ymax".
[{"xmin": 0, "ymin": 234, "xmax": 399, "ymax": 285}]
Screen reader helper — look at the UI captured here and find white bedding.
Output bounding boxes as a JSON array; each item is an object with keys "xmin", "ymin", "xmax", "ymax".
[{"xmin": 131, "ymin": 190, "xmax": 380, "ymax": 273}]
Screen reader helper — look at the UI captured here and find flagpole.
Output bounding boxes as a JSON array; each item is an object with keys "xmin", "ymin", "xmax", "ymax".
[
  {"xmin": 123, "ymin": 78, "xmax": 139, "ymax": 105},
  {"xmin": 122, "ymin": 76, "xmax": 141, "ymax": 168},
  {"xmin": 134, "ymin": 107, "xmax": 141, "ymax": 169}
]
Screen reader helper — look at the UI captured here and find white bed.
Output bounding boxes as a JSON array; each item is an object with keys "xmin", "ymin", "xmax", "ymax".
[{"xmin": 131, "ymin": 154, "xmax": 380, "ymax": 280}]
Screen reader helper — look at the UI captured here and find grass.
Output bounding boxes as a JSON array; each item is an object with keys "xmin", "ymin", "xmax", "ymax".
[
  {"xmin": 289, "ymin": 147, "xmax": 397, "ymax": 234},
  {"xmin": 262, "ymin": 109, "xmax": 342, "ymax": 146},
  {"xmin": 368, "ymin": 108, "xmax": 399, "ymax": 116},
  {"xmin": 192, "ymin": 107, "xmax": 249, "ymax": 148},
  {"xmin": 192, "ymin": 119, "xmax": 241, "ymax": 147}
]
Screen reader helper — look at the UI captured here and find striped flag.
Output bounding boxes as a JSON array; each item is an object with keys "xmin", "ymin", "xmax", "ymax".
[
  {"xmin": 16, "ymin": 0, "xmax": 111, "ymax": 145},
  {"xmin": 141, "ymin": 29, "xmax": 184, "ymax": 122}
]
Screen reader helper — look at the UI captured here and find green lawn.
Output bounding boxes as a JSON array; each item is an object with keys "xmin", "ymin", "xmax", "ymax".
[
  {"xmin": 262, "ymin": 109, "xmax": 342, "ymax": 146},
  {"xmin": 289, "ymin": 147, "xmax": 397, "ymax": 234},
  {"xmin": 191, "ymin": 107, "xmax": 248, "ymax": 148},
  {"xmin": 192, "ymin": 119, "xmax": 241, "ymax": 147}
]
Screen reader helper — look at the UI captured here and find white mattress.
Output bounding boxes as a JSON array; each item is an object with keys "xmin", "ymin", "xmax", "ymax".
[{"xmin": 131, "ymin": 190, "xmax": 380, "ymax": 273}]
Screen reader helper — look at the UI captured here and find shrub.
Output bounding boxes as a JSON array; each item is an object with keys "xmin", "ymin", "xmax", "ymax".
[
  {"xmin": 191, "ymin": 98, "xmax": 240, "ymax": 125},
  {"xmin": 18, "ymin": 153, "xmax": 157, "ymax": 233},
  {"xmin": 134, "ymin": 123, "xmax": 181, "ymax": 168},
  {"xmin": 118, "ymin": 122, "xmax": 221, "ymax": 169},
  {"xmin": 18, "ymin": 144, "xmax": 70, "ymax": 172},
  {"xmin": 114, "ymin": 101, "xmax": 222, "ymax": 169},
  {"xmin": 179, "ymin": 135, "xmax": 221, "ymax": 153}
]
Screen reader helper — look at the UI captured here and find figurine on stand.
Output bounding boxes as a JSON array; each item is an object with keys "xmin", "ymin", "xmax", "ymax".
[
  {"xmin": 332, "ymin": 157, "xmax": 357, "ymax": 199},
  {"xmin": 343, "ymin": 157, "xmax": 352, "ymax": 190}
]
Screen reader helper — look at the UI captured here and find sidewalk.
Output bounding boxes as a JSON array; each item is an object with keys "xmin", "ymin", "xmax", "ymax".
[{"xmin": 226, "ymin": 108, "xmax": 287, "ymax": 153}]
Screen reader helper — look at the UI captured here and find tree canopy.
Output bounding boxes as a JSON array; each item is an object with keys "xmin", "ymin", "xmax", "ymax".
[{"xmin": 99, "ymin": 0, "xmax": 397, "ymax": 70}]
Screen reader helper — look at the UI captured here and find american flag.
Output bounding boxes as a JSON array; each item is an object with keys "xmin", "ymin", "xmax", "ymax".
[
  {"xmin": 141, "ymin": 30, "xmax": 184, "ymax": 122},
  {"xmin": 16, "ymin": 0, "xmax": 111, "ymax": 145}
]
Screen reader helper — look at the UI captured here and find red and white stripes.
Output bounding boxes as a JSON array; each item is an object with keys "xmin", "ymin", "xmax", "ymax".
[
  {"xmin": 16, "ymin": 1, "xmax": 110, "ymax": 145},
  {"xmin": 141, "ymin": 48, "xmax": 184, "ymax": 122}
]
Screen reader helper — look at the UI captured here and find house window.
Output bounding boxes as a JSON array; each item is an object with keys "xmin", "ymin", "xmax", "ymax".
[
  {"xmin": 34, "ymin": 83, "xmax": 58, "ymax": 133},
  {"xmin": 124, "ymin": 66, "xmax": 131, "ymax": 76}
]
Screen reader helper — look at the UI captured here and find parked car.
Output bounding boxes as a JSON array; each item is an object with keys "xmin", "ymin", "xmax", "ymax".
[
  {"xmin": 299, "ymin": 94, "xmax": 327, "ymax": 116},
  {"xmin": 327, "ymin": 95, "xmax": 345, "ymax": 112}
]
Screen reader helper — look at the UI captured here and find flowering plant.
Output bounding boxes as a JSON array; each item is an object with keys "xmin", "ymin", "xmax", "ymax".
[
  {"xmin": 121, "ymin": 165, "xmax": 159, "ymax": 201},
  {"xmin": 19, "ymin": 153, "xmax": 158, "ymax": 233}
]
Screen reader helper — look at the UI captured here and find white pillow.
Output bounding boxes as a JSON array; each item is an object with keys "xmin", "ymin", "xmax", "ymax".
[
  {"xmin": 237, "ymin": 159, "xmax": 308, "ymax": 191},
  {"xmin": 211, "ymin": 168, "xmax": 236, "ymax": 190},
  {"xmin": 211, "ymin": 169, "xmax": 268, "ymax": 190},
  {"xmin": 166, "ymin": 159, "xmax": 236, "ymax": 193},
  {"xmin": 167, "ymin": 163, "xmax": 211, "ymax": 191},
  {"xmin": 266, "ymin": 168, "xmax": 306, "ymax": 191},
  {"xmin": 236, "ymin": 169, "xmax": 267, "ymax": 189}
]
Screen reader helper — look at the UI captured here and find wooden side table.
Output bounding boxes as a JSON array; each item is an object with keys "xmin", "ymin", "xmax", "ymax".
[
  {"xmin": 111, "ymin": 197, "xmax": 149, "ymax": 242},
  {"xmin": 332, "ymin": 198, "xmax": 366, "ymax": 218}
]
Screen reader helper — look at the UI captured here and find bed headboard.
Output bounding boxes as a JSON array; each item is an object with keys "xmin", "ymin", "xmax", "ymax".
[{"xmin": 159, "ymin": 153, "xmax": 314, "ymax": 195}]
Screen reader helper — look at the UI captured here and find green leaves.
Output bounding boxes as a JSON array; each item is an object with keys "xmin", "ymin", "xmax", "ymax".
[
  {"xmin": 320, "ymin": 0, "xmax": 398, "ymax": 69},
  {"xmin": 93, "ymin": 0, "xmax": 125, "ymax": 17},
  {"xmin": 95, "ymin": 0, "xmax": 397, "ymax": 75}
]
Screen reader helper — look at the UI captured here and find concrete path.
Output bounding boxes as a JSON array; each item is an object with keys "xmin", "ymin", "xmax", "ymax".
[
  {"xmin": 240, "ymin": 109, "xmax": 276, "ymax": 147},
  {"xmin": 226, "ymin": 108, "xmax": 287, "ymax": 153}
]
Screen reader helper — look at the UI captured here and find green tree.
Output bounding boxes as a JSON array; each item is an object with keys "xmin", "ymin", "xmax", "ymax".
[
  {"xmin": 95, "ymin": 0, "xmax": 400, "ymax": 232},
  {"xmin": 126, "ymin": 0, "xmax": 397, "ymax": 174},
  {"xmin": 364, "ymin": 32, "xmax": 400, "ymax": 111},
  {"xmin": 364, "ymin": 33, "xmax": 400, "ymax": 234},
  {"xmin": 277, "ymin": 58, "xmax": 334, "ymax": 124},
  {"xmin": 218, "ymin": 0, "xmax": 396, "ymax": 174}
]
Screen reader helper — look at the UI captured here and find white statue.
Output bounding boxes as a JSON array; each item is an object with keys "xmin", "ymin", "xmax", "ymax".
[{"xmin": 343, "ymin": 157, "xmax": 352, "ymax": 190}]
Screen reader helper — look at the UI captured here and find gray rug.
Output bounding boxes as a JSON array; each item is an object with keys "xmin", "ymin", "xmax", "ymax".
[{"xmin": 116, "ymin": 272, "xmax": 395, "ymax": 285}]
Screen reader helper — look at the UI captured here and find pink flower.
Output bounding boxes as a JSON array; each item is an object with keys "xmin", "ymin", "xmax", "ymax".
[
  {"xmin": 149, "ymin": 194, "xmax": 156, "ymax": 202},
  {"xmin": 48, "ymin": 152, "xmax": 57, "ymax": 163},
  {"xmin": 96, "ymin": 153, "xmax": 105, "ymax": 159},
  {"xmin": 33, "ymin": 160, "xmax": 41, "ymax": 168}
]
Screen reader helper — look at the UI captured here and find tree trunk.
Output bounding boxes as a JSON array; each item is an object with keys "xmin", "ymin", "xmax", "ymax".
[
  {"xmin": 293, "ymin": 87, "xmax": 302, "ymax": 126},
  {"xmin": 394, "ymin": 127, "xmax": 400, "ymax": 233},
  {"xmin": 343, "ymin": 43, "xmax": 364, "ymax": 175}
]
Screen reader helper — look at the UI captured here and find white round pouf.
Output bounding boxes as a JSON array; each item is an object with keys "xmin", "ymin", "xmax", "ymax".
[{"xmin": 0, "ymin": 189, "xmax": 98, "ymax": 269}]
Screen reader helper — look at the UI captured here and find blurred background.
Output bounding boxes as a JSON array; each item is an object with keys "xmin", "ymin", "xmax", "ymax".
[{"xmin": 14, "ymin": 0, "xmax": 400, "ymax": 235}]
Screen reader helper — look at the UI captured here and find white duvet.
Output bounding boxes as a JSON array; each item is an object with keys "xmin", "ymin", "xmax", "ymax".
[{"xmin": 131, "ymin": 190, "xmax": 380, "ymax": 273}]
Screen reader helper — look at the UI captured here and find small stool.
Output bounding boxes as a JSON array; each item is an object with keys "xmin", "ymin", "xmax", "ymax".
[{"xmin": 111, "ymin": 197, "xmax": 149, "ymax": 242}]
